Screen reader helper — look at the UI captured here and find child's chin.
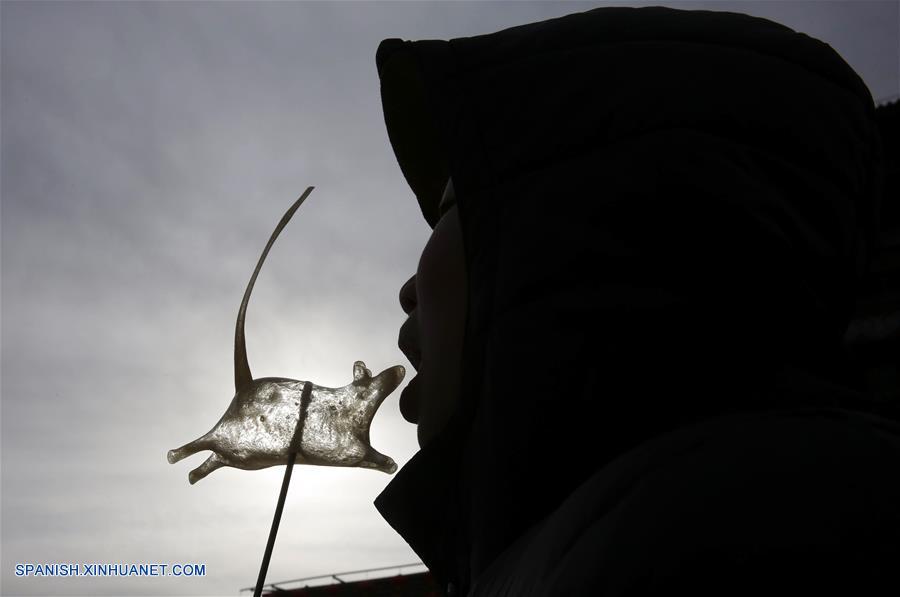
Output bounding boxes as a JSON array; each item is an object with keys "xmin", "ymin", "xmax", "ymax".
[{"xmin": 399, "ymin": 374, "xmax": 421, "ymax": 424}]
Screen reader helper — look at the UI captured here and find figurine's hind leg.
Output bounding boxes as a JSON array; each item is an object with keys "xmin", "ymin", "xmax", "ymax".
[
  {"xmin": 360, "ymin": 448, "xmax": 397, "ymax": 474},
  {"xmin": 167, "ymin": 435, "xmax": 211, "ymax": 464},
  {"xmin": 188, "ymin": 453, "xmax": 225, "ymax": 484}
]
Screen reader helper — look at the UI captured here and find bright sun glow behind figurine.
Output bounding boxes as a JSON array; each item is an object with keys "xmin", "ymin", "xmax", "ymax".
[{"xmin": 167, "ymin": 186, "xmax": 405, "ymax": 483}]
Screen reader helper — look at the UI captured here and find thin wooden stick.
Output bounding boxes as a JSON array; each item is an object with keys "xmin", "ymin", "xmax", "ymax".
[{"xmin": 253, "ymin": 381, "xmax": 313, "ymax": 597}]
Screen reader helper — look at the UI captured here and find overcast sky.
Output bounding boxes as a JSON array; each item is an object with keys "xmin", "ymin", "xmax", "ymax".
[{"xmin": 1, "ymin": 1, "xmax": 897, "ymax": 596}]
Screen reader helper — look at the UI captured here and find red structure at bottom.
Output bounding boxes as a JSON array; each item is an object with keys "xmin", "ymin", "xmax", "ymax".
[
  {"xmin": 262, "ymin": 571, "xmax": 440, "ymax": 597},
  {"xmin": 245, "ymin": 564, "xmax": 441, "ymax": 597}
]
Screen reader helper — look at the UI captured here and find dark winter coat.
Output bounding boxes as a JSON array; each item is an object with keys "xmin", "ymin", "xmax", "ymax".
[{"xmin": 373, "ymin": 6, "xmax": 897, "ymax": 596}]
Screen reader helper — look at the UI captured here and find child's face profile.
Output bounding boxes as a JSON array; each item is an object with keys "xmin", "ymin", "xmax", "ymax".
[{"xmin": 397, "ymin": 179, "xmax": 468, "ymax": 447}]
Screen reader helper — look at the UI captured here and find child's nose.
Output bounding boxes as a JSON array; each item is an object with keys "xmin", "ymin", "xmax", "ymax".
[{"xmin": 399, "ymin": 274, "xmax": 417, "ymax": 314}]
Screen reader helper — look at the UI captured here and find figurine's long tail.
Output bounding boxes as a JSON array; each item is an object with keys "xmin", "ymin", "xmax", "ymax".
[{"xmin": 234, "ymin": 187, "xmax": 315, "ymax": 393}]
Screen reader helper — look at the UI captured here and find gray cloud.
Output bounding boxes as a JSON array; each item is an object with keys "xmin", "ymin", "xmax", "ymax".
[{"xmin": 2, "ymin": 1, "xmax": 896, "ymax": 595}]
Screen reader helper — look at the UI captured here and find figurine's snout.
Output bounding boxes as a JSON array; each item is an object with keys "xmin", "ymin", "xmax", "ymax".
[
  {"xmin": 377, "ymin": 365, "xmax": 406, "ymax": 392},
  {"xmin": 362, "ymin": 364, "xmax": 405, "ymax": 408},
  {"xmin": 353, "ymin": 361, "xmax": 404, "ymax": 399}
]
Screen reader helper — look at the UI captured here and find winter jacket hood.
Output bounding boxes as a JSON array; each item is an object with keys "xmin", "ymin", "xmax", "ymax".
[{"xmin": 373, "ymin": 6, "xmax": 884, "ymax": 594}]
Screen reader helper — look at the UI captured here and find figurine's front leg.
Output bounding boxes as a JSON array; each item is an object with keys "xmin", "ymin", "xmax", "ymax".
[{"xmin": 359, "ymin": 447, "xmax": 397, "ymax": 474}]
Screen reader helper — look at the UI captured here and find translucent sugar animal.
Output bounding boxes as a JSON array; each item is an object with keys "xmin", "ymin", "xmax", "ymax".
[{"xmin": 167, "ymin": 187, "xmax": 405, "ymax": 484}]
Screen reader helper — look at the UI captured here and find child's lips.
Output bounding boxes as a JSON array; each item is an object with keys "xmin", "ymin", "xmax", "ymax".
[
  {"xmin": 399, "ymin": 375, "xmax": 420, "ymax": 424},
  {"xmin": 398, "ymin": 316, "xmax": 421, "ymax": 370}
]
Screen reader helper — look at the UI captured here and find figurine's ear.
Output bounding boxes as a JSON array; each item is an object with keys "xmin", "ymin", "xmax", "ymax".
[{"xmin": 353, "ymin": 361, "xmax": 372, "ymax": 381}]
